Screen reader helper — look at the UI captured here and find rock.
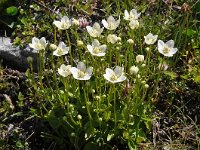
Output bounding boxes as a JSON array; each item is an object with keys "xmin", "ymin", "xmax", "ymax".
[{"xmin": 0, "ymin": 37, "xmax": 37, "ymax": 71}]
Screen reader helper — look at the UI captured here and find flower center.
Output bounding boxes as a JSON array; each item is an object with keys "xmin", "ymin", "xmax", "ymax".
[
  {"xmin": 36, "ymin": 43, "xmax": 44, "ymax": 50},
  {"xmin": 147, "ymin": 38, "xmax": 153, "ymax": 43},
  {"xmin": 130, "ymin": 15, "xmax": 136, "ymax": 20},
  {"xmin": 61, "ymin": 22, "xmax": 66, "ymax": 28},
  {"xmin": 108, "ymin": 23, "xmax": 115, "ymax": 29},
  {"xmin": 61, "ymin": 22, "xmax": 70, "ymax": 29},
  {"xmin": 163, "ymin": 46, "xmax": 170, "ymax": 54},
  {"xmin": 93, "ymin": 47, "xmax": 101, "ymax": 54},
  {"xmin": 77, "ymin": 70, "xmax": 86, "ymax": 78},
  {"xmin": 110, "ymin": 73, "xmax": 118, "ymax": 81},
  {"xmin": 92, "ymin": 29, "xmax": 99, "ymax": 36},
  {"xmin": 57, "ymin": 47, "xmax": 64, "ymax": 55}
]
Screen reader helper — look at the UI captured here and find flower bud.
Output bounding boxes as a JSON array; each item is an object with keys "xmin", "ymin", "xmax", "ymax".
[
  {"xmin": 141, "ymin": 63, "xmax": 146, "ymax": 67},
  {"xmin": 144, "ymin": 84, "xmax": 149, "ymax": 88},
  {"xmin": 99, "ymin": 118, "xmax": 102, "ymax": 122},
  {"xmin": 146, "ymin": 47, "xmax": 150, "ymax": 51},
  {"xmin": 27, "ymin": 56, "xmax": 33, "ymax": 64},
  {"xmin": 71, "ymin": 132, "xmax": 75, "ymax": 137},
  {"xmin": 77, "ymin": 114, "xmax": 82, "ymax": 120},
  {"xmin": 130, "ymin": 65, "xmax": 139, "ymax": 75},
  {"xmin": 77, "ymin": 40, "xmax": 84, "ymax": 46},
  {"xmin": 95, "ymin": 96, "xmax": 101, "ymax": 100},
  {"xmin": 127, "ymin": 39, "xmax": 134, "ymax": 44},
  {"xmin": 50, "ymin": 44, "xmax": 57, "ymax": 50},
  {"xmin": 136, "ymin": 55, "xmax": 144, "ymax": 63}
]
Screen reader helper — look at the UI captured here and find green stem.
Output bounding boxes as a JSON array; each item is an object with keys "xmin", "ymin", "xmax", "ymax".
[
  {"xmin": 82, "ymin": 81, "xmax": 93, "ymax": 128},
  {"xmin": 63, "ymin": 79, "xmax": 77, "ymax": 126},
  {"xmin": 113, "ymin": 84, "xmax": 117, "ymax": 129},
  {"xmin": 66, "ymin": 31, "xmax": 73, "ymax": 65}
]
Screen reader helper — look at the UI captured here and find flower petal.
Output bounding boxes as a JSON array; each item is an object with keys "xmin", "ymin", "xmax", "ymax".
[
  {"xmin": 107, "ymin": 15, "xmax": 115, "ymax": 23},
  {"xmin": 32, "ymin": 37, "xmax": 39, "ymax": 44},
  {"xmin": 53, "ymin": 21, "xmax": 61, "ymax": 28},
  {"xmin": 77, "ymin": 62, "xmax": 86, "ymax": 71},
  {"xmin": 106, "ymin": 68, "xmax": 114, "ymax": 76},
  {"xmin": 99, "ymin": 45, "xmax": 107, "ymax": 53},
  {"xmin": 86, "ymin": 67, "xmax": 93, "ymax": 76},
  {"xmin": 124, "ymin": 10, "xmax": 129, "ymax": 20},
  {"xmin": 117, "ymin": 75, "xmax": 126, "ymax": 82},
  {"xmin": 158, "ymin": 40, "xmax": 165, "ymax": 52},
  {"xmin": 40, "ymin": 37, "xmax": 47, "ymax": 47},
  {"xmin": 93, "ymin": 22, "xmax": 100, "ymax": 29},
  {"xmin": 92, "ymin": 39, "xmax": 100, "ymax": 47},
  {"xmin": 87, "ymin": 45, "xmax": 93, "ymax": 53},
  {"xmin": 62, "ymin": 16, "xmax": 70, "ymax": 22},
  {"xmin": 169, "ymin": 48, "xmax": 178, "ymax": 55},
  {"xmin": 102, "ymin": 19, "xmax": 108, "ymax": 28},
  {"xmin": 166, "ymin": 40, "xmax": 174, "ymax": 48},
  {"xmin": 114, "ymin": 66, "xmax": 123, "ymax": 76},
  {"xmin": 70, "ymin": 67, "xmax": 79, "ymax": 77}
]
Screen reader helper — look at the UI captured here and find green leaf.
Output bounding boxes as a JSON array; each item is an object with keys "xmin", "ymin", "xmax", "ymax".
[
  {"xmin": 194, "ymin": 75, "xmax": 200, "ymax": 83},
  {"xmin": 164, "ymin": 71, "xmax": 178, "ymax": 79},
  {"xmin": 83, "ymin": 142, "xmax": 98, "ymax": 150},
  {"xmin": 6, "ymin": 6, "xmax": 18, "ymax": 16},
  {"xmin": 47, "ymin": 110, "xmax": 61, "ymax": 129},
  {"xmin": 128, "ymin": 140, "xmax": 137, "ymax": 150},
  {"xmin": 18, "ymin": 92, "xmax": 24, "ymax": 101},
  {"xmin": 136, "ymin": 130, "xmax": 146, "ymax": 143},
  {"xmin": 183, "ymin": 28, "xmax": 196, "ymax": 37}
]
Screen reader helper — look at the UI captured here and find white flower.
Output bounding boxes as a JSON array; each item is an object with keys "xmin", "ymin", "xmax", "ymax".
[
  {"xmin": 86, "ymin": 22, "xmax": 103, "ymax": 37},
  {"xmin": 53, "ymin": 42, "xmax": 69, "ymax": 56},
  {"xmin": 102, "ymin": 15, "xmax": 120, "ymax": 30},
  {"xmin": 144, "ymin": 33, "xmax": 158, "ymax": 45},
  {"xmin": 158, "ymin": 40, "xmax": 178, "ymax": 57},
  {"xmin": 136, "ymin": 55, "xmax": 144, "ymax": 63},
  {"xmin": 70, "ymin": 62, "xmax": 93, "ymax": 80},
  {"xmin": 87, "ymin": 39, "xmax": 107, "ymax": 56},
  {"xmin": 130, "ymin": 65, "xmax": 139, "ymax": 75},
  {"xmin": 107, "ymin": 34, "xmax": 121, "ymax": 44},
  {"xmin": 124, "ymin": 9, "xmax": 141, "ymax": 21},
  {"xmin": 103, "ymin": 66, "xmax": 126, "ymax": 83},
  {"xmin": 127, "ymin": 39, "xmax": 134, "ymax": 44},
  {"xmin": 29, "ymin": 37, "xmax": 47, "ymax": 51},
  {"xmin": 53, "ymin": 16, "xmax": 72, "ymax": 30},
  {"xmin": 58, "ymin": 64, "xmax": 71, "ymax": 77},
  {"xmin": 129, "ymin": 20, "xmax": 139, "ymax": 29}
]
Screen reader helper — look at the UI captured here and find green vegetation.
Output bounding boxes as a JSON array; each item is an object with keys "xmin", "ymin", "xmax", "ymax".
[{"xmin": 0, "ymin": 0, "xmax": 200, "ymax": 149}]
